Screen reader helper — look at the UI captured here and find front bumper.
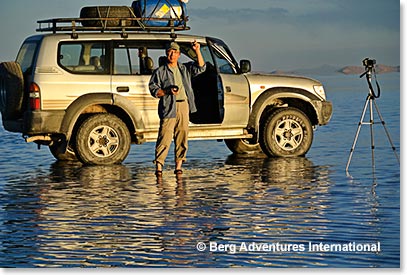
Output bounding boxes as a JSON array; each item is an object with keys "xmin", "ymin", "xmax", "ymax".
[{"xmin": 312, "ymin": 100, "xmax": 333, "ymax": 125}]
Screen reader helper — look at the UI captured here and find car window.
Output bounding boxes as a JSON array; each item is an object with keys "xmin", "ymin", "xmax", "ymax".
[
  {"xmin": 111, "ymin": 41, "xmax": 212, "ymax": 75},
  {"xmin": 199, "ymin": 45, "xmax": 214, "ymax": 67},
  {"xmin": 16, "ymin": 41, "xmax": 38, "ymax": 74},
  {"xmin": 211, "ymin": 43, "xmax": 237, "ymax": 74},
  {"xmin": 114, "ymin": 47, "xmax": 140, "ymax": 75},
  {"xmin": 179, "ymin": 44, "xmax": 214, "ymax": 67},
  {"xmin": 113, "ymin": 44, "xmax": 160, "ymax": 75},
  {"xmin": 59, "ymin": 42, "xmax": 108, "ymax": 74}
]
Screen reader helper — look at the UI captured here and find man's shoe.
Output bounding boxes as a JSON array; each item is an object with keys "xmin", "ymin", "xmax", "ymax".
[
  {"xmin": 155, "ymin": 170, "xmax": 163, "ymax": 177},
  {"xmin": 174, "ymin": 169, "xmax": 183, "ymax": 175}
]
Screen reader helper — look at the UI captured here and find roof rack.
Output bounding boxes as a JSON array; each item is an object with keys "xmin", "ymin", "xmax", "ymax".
[{"xmin": 37, "ymin": 17, "xmax": 190, "ymax": 39}]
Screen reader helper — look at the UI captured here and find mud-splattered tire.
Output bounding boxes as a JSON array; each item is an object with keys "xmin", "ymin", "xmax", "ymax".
[
  {"xmin": 259, "ymin": 107, "xmax": 313, "ymax": 157},
  {"xmin": 75, "ymin": 114, "xmax": 131, "ymax": 165},
  {"xmin": 0, "ymin": 62, "xmax": 24, "ymax": 120},
  {"xmin": 49, "ymin": 137, "xmax": 78, "ymax": 162},
  {"xmin": 225, "ymin": 138, "xmax": 262, "ymax": 154}
]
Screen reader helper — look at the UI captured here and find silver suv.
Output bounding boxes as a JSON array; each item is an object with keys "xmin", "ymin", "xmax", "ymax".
[{"xmin": 0, "ymin": 10, "xmax": 332, "ymax": 165}]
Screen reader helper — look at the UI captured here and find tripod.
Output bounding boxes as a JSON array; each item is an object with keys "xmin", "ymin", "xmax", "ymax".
[{"xmin": 345, "ymin": 60, "xmax": 399, "ymax": 173}]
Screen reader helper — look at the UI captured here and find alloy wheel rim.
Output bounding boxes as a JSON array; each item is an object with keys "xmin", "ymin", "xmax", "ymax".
[
  {"xmin": 88, "ymin": 125, "xmax": 120, "ymax": 158},
  {"xmin": 274, "ymin": 118, "xmax": 304, "ymax": 151}
]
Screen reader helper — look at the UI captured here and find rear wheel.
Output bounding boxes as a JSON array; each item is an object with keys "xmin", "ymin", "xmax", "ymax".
[
  {"xmin": 0, "ymin": 62, "xmax": 24, "ymax": 120},
  {"xmin": 75, "ymin": 114, "xmax": 131, "ymax": 165},
  {"xmin": 259, "ymin": 107, "xmax": 313, "ymax": 157}
]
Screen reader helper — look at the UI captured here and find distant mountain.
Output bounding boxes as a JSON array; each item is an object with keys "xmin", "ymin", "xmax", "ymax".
[
  {"xmin": 295, "ymin": 64, "xmax": 341, "ymax": 75},
  {"xmin": 271, "ymin": 64, "xmax": 340, "ymax": 75},
  {"xmin": 270, "ymin": 64, "xmax": 400, "ymax": 76},
  {"xmin": 339, "ymin": 64, "xmax": 400, "ymax": 75}
]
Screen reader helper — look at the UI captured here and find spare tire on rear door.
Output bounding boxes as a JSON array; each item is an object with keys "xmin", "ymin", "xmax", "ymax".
[
  {"xmin": 0, "ymin": 62, "xmax": 24, "ymax": 120},
  {"xmin": 80, "ymin": 6, "xmax": 135, "ymax": 27}
]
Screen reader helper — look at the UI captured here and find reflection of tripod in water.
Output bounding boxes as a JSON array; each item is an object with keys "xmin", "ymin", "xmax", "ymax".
[{"xmin": 345, "ymin": 58, "xmax": 399, "ymax": 173}]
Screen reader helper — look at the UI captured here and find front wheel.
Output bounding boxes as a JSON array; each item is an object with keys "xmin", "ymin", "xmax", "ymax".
[
  {"xmin": 49, "ymin": 137, "xmax": 78, "ymax": 162},
  {"xmin": 259, "ymin": 107, "xmax": 313, "ymax": 157},
  {"xmin": 75, "ymin": 114, "xmax": 131, "ymax": 165},
  {"xmin": 224, "ymin": 138, "xmax": 262, "ymax": 154}
]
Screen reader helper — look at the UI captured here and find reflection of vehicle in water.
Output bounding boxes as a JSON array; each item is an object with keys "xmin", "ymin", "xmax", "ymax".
[
  {"xmin": 224, "ymin": 154, "xmax": 331, "ymax": 205},
  {"xmin": 2, "ymin": 157, "xmax": 332, "ymax": 266},
  {"xmin": 225, "ymin": 153, "xmax": 330, "ymax": 187}
]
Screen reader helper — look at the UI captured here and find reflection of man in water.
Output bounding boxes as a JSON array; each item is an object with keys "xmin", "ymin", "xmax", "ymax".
[{"xmin": 149, "ymin": 41, "xmax": 205, "ymax": 177}]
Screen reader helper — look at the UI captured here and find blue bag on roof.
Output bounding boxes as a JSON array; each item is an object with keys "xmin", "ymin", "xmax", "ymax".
[{"xmin": 132, "ymin": 0, "xmax": 188, "ymax": 27}]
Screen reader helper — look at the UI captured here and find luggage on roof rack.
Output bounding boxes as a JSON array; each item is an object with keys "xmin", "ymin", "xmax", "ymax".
[
  {"xmin": 80, "ymin": 6, "xmax": 135, "ymax": 27},
  {"xmin": 132, "ymin": 0, "xmax": 187, "ymax": 27},
  {"xmin": 36, "ymin": 1, "xmax": 189, "ymax": 37}
]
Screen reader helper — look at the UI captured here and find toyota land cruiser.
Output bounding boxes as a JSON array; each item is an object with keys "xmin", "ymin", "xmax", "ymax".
[{"xmin": 0, "ymin": 5, "xmax": 332, "ymax": 165}]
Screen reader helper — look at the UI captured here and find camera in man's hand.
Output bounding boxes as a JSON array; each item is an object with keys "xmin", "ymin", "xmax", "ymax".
[{"xmin": 166, "ymin": 85, "xmax": 179, "ymax": 95}]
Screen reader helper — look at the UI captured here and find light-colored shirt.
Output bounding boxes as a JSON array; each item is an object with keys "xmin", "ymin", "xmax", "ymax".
[{"xmin": 169, "ymin": 65, "xmax": 187, "ymax": 101}]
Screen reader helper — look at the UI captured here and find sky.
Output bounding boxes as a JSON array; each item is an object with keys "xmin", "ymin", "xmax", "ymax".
[{"xmin": 0, "ymin": 0, "xmax": 401, "ymax": 71}]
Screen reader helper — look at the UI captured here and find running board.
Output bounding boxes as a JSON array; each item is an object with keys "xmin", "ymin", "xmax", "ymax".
[{"xmin": 139, "ymin": 127, "xmax": 252, "ymax": 143}]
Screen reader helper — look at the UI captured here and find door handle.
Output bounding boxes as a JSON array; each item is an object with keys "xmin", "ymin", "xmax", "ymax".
[
  {"xmin": 116, "ymin": 86, "xmax": 129, "ymax": 93},
  {"xmin": 225, "ymin": 86, "xmax": 232, "ymax": 93}
]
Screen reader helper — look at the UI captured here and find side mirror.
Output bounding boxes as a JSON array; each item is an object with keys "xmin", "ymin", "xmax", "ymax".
[{"xmin": 240, "ymin": 60, "xmax": 251, "ymax": 73}]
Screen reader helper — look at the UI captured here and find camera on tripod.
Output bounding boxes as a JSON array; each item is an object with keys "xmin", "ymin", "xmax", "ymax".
[
  {"xmin": 346, "ymin": 57, "xmax": 399, "ymax": 174},
  {"xmin": 362, "ymin": 58, "xmax": 376, "ymax": 68}
]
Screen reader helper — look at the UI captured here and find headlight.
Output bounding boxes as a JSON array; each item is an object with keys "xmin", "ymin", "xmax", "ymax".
[{"xmin": 313, "ymin": 85, "xmax": 326, "ymax": 99}]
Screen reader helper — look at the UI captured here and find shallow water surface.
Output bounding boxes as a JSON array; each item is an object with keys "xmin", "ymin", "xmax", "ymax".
[{"xmin": 0, "ymin": 74, "xmax": 400, "ymax": 267}]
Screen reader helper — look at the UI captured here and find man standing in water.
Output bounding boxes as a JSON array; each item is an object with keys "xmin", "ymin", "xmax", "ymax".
[{"xmin": 149, "ymin": 41, "xmax": 206, "ymax": 177}]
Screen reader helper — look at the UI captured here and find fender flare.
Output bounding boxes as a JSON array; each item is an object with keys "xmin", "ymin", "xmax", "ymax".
[
  {"xmin": 60, "ymin": 93, "xmax": 145, "ymax": 141},
  {"xmin": 248, "ymin": 87, "xmax": 320, "ymax": 135}
]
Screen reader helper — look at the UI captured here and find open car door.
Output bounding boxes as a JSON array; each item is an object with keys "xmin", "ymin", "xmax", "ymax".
[
  {"xmin": 209, "ymin": 39, "xmax": 250, "ymax": 128},
  {"xmin": 189, "ymin": 39, "xmax": 250, "ymax": 127}
]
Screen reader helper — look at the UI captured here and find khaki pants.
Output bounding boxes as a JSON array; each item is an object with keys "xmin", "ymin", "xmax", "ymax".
[{"xmin": 155, "ymin": 101, "xmax": 189, "ymax": 166}]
